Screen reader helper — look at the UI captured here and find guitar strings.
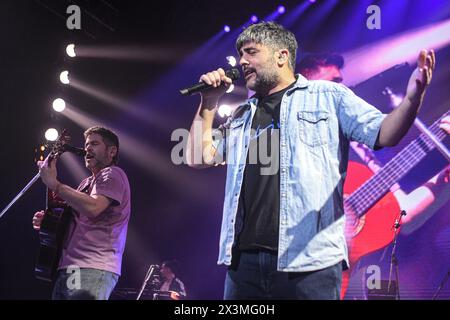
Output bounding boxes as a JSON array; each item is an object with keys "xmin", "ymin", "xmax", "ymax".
[{"xmin": 346, "ymin": 111, "xmax": 449, "ymax": 217}]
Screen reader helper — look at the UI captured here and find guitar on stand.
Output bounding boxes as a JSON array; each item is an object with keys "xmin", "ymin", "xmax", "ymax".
[{"xmin": 341, "ymin": 110, "xmax": 450, "ymax": 298}]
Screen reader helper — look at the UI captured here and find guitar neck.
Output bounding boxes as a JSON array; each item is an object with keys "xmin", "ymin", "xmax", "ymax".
[{"xmin": 346, "ymin": 111, "xmax": 449, "ymax": 217}]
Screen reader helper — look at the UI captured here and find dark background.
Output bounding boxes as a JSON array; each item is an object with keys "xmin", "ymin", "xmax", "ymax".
[{"xmin": 0, "ymin": 0, "xmax": 449, "ymax": 299}]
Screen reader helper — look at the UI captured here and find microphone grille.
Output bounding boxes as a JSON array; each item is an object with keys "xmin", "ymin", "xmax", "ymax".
[{"xmin": 225, "ymin": 68, "xmax": 241, "ymax": 80}]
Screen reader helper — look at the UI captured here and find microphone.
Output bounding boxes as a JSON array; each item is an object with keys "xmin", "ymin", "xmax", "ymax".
[
  {"xmin": 179, "ymin": 68, "xmax": 241, "ymax": 96},
  {"xmin": 62, "ymin": 144, "xmax": 87, "ymax": 157}
]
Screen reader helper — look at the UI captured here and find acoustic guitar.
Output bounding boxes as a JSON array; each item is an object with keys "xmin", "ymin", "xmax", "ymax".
[
  {"xmin": 341, "ymin": 110, "xmax": 449, "ymax": 298},
  {"xmin": 35, "ymin": 130, "xmax": 74, "ymax": 282}
]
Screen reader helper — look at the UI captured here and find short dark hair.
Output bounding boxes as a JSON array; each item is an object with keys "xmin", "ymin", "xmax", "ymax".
[
  {"xmin": 297, "ymin": 52, "xmax": 344, "ymax": 73},
  {"xmin": 162, "ymin": 260, "xmax": 179, "ymax": 276},
  {"xmin": 236, "ymin": 21, "xmax": 298, "ymax": 71},
  {"xmin": 84, "ymin": 126, "xmax": 119, "ymax": 165}
]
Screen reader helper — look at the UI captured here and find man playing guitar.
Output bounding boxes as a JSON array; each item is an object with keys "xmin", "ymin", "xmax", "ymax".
[{"xmin": 33, "ymin": 126, "xmax": 131, "ymax": 300}]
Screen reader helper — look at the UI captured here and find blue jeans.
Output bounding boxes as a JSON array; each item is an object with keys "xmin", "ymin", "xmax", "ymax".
[
  {"xmin": 224, "ymin": 250, "xmax": 342, "ymax": 300},
  {"xmin": 52, "ymin": 268, "xmax": 119, "ymax": 300}
]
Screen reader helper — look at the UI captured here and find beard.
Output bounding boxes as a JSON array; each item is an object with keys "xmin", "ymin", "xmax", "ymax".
[
  {"xmin": 246, "ymin": 59, "xmax": 280, "ymax": 95},
  {"xmin": 85, "ymin": 155, "xmax": 107, "ymax": 171}
]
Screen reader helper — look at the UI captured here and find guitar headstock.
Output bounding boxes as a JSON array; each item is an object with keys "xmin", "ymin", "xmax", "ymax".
[
  {"xmin": 45, "ymin": 130, "xmax": 71, "ymax": 205},
  {"xmin": 46, "ymin": 129, "xmax": 71, "ymax": 162}
]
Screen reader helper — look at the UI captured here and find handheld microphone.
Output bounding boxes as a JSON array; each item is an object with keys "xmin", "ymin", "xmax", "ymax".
[
  {"xmin": 179, "ymin": 68, "xmax": 241, "ymax": 96},
  {"xmin": 62, "ymin": 144, "xmax": 87, "ymax": 157}
]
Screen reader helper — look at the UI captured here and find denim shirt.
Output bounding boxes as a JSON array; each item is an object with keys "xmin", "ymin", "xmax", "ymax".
[{"xmin": 215, "ymin": 74, "xmax": 386, "ymax": 272}]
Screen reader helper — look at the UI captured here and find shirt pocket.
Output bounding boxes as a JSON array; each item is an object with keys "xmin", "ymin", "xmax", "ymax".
[{"xmin": 297, "ymin": 111, "xmax": 329, "ymax": 147}]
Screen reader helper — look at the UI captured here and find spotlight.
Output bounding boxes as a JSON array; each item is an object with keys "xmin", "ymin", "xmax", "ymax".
[
  {"xmin": 309, "ymin": 0, "xmax": 316, "ymax": 3},
  {"xmin": 278, "ymin": 5, "xmax": 286, "ymax": 14},
  {"xmin": 218, "ymin": 104, "xmax": 233, "ymax": 118},
  {"xmin": 66, "ymin": 44, "xmax": 76, "ymax": 57},
  {"xmin": 226, "ymin": 56, "xmax": 237, "ymax": 67},
  {"xmin": 226, "ymin": 84, "xmax": 235, "ymax": 94},
  {"xmin": 45, "ymin": 128, "xmax": 59, "ymax": 141},
  {"xmin": 383, "ymin": 87, "xmax": 404, "ymax": 108},
  {"xmin": 250, "ymin": 15, "xmax": 258, "ymax": 23},
  {"xmin": 52, "ymin": 98, "xmax": 66, "ymax": 112},
  {"xmin": 60, "ymin": 71, "xmax": 70, "ymax": 84},
  {"xmin": 224, "ymin": 25, "xmax": 231, "ymax": 33},
  {"xmin": 40, "ymin": 145, "xmax": 45, "ymax": 152},
  {"xmin": 390, "ymin": 94, "xmax": 404, "ymax": 107}
]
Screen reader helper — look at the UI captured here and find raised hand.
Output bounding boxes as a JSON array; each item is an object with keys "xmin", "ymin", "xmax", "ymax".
[{"xmin": 406, "ymin": 49, "xmax": 435, "ymax": 105}]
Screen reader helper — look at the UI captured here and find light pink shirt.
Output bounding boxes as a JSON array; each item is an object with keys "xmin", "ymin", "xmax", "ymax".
[{"xmin": 59, "ymin": 166, "xmax": 131, "ymax": 275}]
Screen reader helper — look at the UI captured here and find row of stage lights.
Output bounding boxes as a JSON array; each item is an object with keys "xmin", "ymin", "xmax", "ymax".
[
  {"xmin": 45, "ymin": 42, "xmax": 234, "ymax": 140},
  {"xmin": 45, "ymin": 42, "xmax": 235, "ymax": 140},
  {"xmin": 222, "ymin": 5, "xmax": 289, "ymax": 32},
  {"xmin": 220, "ymin": 2, "xmax": 318, "ymax": 33},
  {"xmin": 44, "ymin": 44, "xmax": 77, "ymax": 141}
]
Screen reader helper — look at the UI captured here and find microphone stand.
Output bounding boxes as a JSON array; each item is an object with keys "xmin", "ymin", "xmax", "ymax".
[
  {"xmin": 388, "ymin": 210, "xmax": 406, "ymax": 300},
  {"xmin": 1, "ymin": 145, "xmax": 86, "ymax": 219},
  {"xmin": 0, "ymin": 172, "xmax": 41, "ymax": 219},
  {"xmin": 432, "ymin": 269, "xmax": 450, "ymax": 300},
  {"xmin": 136, "ymin": 264, "xmax": 159, "ymax": 300}
]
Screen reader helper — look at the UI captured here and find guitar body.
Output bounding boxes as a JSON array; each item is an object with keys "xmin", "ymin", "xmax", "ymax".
[
  {"xmin": 35, "ymin": 191, "xmax": 72, "ymax": 282},
  {"xmin": 341, "ymin": 161, "xmax": 400, "ymax": 298}
]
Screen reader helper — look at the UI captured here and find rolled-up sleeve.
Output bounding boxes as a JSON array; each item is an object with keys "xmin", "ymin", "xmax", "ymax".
[{"xmin": 337, "ymin": 85, "xmax": 387, "ymax": 150}]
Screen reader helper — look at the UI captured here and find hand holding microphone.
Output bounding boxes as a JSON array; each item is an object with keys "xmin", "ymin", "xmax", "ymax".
[{"xmin": 179, "ymin": 67, "xmax": 240, "ymax": 97}]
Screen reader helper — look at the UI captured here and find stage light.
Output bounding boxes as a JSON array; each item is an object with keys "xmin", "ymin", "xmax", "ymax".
[
  {"xmin": 251, "ymin": 15, "xmax": 258, "ymax": 23},
  {"xmin": 40, "ymin": 145, "xmax": 45, "ymax": 152},
  {"xmin": 278, "ymin": 5, "xmax": 286, "ymax": 14},
  {"xmin": 218, "ymin": 104, "xmax": 232, "ymax": 118},
  {"xmin": 52, "ymin": 98, "xmax": 66, "ymax": 112},
  {"xmin": 45, "ymin": 128, "xmax": 59, "ymax": 141},
  {"xmin": 391, "ymin": 94, "xmax": 404, "ymax": 107},
  {"xmin": 66, "ymin": 44, "xmax": 76, "ymax": 57},
  {"xmin": 309, "ymin": 0, "xmax": 316, "ymax": 3},
  {"xmin": 226, "ymin": 56, "xmax": 237, "ymax": 67},
  {"xmin": 226, "ymin": 84, "xmax": 235, "ymax": 94},
  {"xmin": 224, "ymin": 25, "xmax": 231, "ymax": 33},
  {"xmin": 60, "ymin": 71, "xmax": 70, "ymax": 84},
  {"xmin": 383, "ymin": 87, "xmax": 404, "ymax": 108}
]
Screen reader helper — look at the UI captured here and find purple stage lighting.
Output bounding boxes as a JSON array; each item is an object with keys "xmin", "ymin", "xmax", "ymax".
[
  {"xmin": 309, "ymin": 0, "xmax": 316, "ymax": 3},
  {"xmin": 278, "ymin": 5, "xmax": 286, "ymax": 14},
  {"xmin": 224, "ymin": 25, "xmax": 230, "ymax": 33},
  {"xmin": 251, "ymin": 15, "xmax": 258, "ymax": 23}
]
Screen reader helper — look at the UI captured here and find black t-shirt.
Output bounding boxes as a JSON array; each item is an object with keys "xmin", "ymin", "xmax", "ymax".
[{"xmin": 237, "ymin": 83, "xmax": 295, "ymax": 252}]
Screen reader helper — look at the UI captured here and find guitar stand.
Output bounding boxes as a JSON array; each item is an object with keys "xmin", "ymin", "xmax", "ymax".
[
  {"xmin": 388, "ymin": 210, "xmax": 406, "ymax": 300},
  {"xmin": 432, "ymin": 269, "xmax": 450, "ymax": 300}
]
